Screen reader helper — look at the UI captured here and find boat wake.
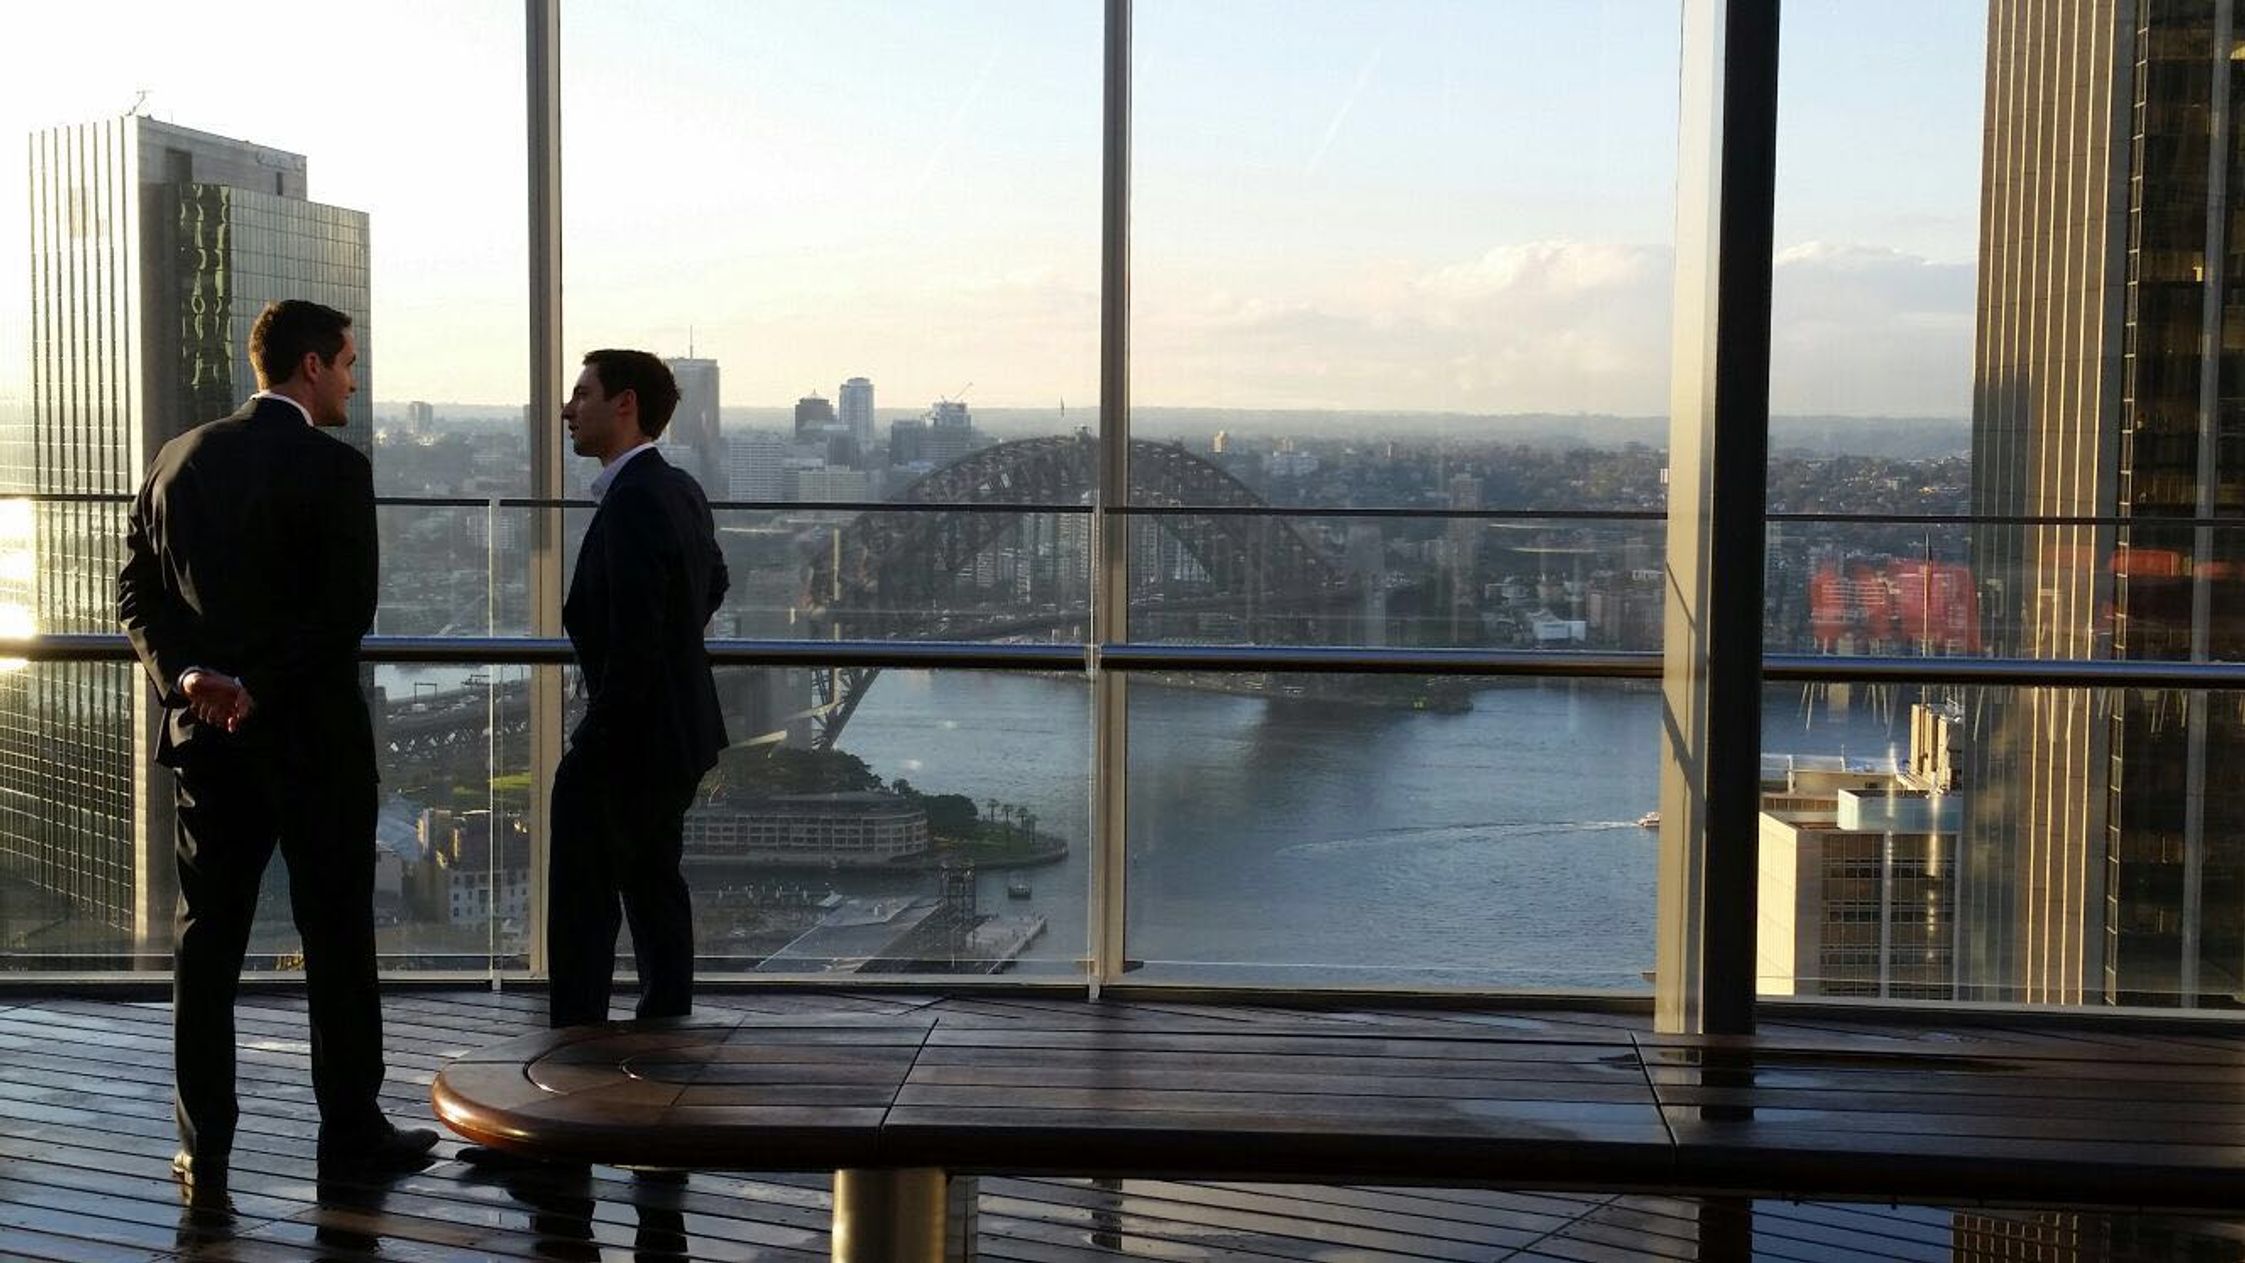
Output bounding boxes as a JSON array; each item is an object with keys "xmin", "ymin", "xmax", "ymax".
[{"xmin": 1278, "ymin": 820, "xmax": 1648, "ymax": 857}]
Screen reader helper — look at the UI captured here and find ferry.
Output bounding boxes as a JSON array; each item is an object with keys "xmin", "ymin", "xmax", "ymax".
[
  {"xmin": 1006, "ymin": 876, "xmax": 1033, "ymax": 899},
  {"xmin": 1636, "ymin": 811, "xmax": 1661, "ymax": 829}
]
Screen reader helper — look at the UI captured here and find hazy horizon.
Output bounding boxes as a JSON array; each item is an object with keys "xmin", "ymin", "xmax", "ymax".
[{"xmin": 389, "ymin": 400, "xmax": 1971, "ymax": 458}]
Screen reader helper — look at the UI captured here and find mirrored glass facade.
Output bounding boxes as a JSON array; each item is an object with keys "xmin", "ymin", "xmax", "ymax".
[
  {"xmin": 1967, "ymin": 2, "xmax": 2245, "ymax": 1005},
  {"xmin": 4, "ymin": 117, "xmax": 368, "ymax": 961}
]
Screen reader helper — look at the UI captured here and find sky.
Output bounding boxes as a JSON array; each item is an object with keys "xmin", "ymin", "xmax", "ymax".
[{"xmin": 0, "ymin": 1, "xmax": 1989, "ymax": 420}]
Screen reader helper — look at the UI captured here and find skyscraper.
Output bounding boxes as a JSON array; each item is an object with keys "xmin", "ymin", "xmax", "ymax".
[
  {"xmin": 796, "ymin": 392, "xmax": 859, "ymax": 467},
  {"xmin": 794, "ymin": 393, "xmax": 838, "ymax": 440},
  {"xmin": 664, "ymin": 356, "xmax": 720, "ymax": 488},
  {"xmin": 726, "ymin": 432, "xmax": 790, "ymax": 501},
  {"xmin": 888, "ymin": 418, "xmax": 929, "ymax": 468},
  {"xmin": 1970, "ymin": 4, "xmax": 2245, "ymax": 1006},
  {"xmin": 9, "ymin": 116, "xmax": 370, "ymax": 954},
  {"xmin": 839, "ymin": 376, "xmax": 874, "ymax": 452},
  {"xmin": 925, "ymin": 399, "xmax": 975, "ymax": 467}
]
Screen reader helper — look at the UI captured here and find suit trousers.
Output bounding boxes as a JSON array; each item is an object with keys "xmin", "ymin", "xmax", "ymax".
[
  {"xmin": 546, "ymin": 744, "xmax": 698, "ymax": 1028},
  {"xmin": 172, "ymin": 751, "xmax": 385, "ymax": 1157}
]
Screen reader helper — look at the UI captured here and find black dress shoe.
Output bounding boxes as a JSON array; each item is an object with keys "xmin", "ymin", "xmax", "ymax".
[
  {"xmin": 317, "ymin": 1123, "xmax": 439, "ymax": 1174},
  {"xmin": 457, "ymin": 1143, "xmax": 586, "ymax": 1174}
]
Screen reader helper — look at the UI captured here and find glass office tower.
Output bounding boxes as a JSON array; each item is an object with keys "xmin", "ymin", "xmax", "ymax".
[
  {"xmin": 1970, "ymin": 1, "xmax": 2245, "ymax": 1006},
  {"xmin": 6, "ymin": 116, "xmax": 369, "ymax": 959}
]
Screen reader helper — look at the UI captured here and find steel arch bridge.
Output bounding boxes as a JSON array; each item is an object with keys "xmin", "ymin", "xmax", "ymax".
[{"xmin": 797, "ymin": 433, "xmax": 1357, "ymax": 748}]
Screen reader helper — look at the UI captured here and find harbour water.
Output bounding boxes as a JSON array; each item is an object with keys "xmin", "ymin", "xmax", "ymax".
[
  {"xmin": 367, "ymin": 663, "xmax": 1915, "ymax": 986},
  {"xmin": 836, "ymin": 671, "xmax": 1910, "ymax": 990}
]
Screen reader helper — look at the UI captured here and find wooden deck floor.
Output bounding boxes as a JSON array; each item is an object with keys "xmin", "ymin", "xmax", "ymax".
[{"xmin": 3, "ymin": 988, "xmax": 2244, "ymax": 1261}]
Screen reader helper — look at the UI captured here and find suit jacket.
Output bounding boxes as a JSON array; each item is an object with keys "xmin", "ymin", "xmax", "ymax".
[
  {"xmin": 118, "ymin": 397, "xmax": 379, "ymax": 774},
  {"xmin": 564, "ymin": 449, "xmax": 729, "ymax": 785}
]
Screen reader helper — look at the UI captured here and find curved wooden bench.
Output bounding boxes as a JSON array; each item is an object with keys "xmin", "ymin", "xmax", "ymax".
[
  {"xmin": 434, "ymin": 1005, "xmax": 2245, "ymax": 1262},
  {"xmin": 435, "ymin": 1014, "xmax": 923, "ymax": 1169}
]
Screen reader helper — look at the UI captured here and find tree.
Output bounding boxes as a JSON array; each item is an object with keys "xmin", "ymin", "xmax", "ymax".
[
  {"xmin": 712, "ymin": 745, "xmax": 882, "ymax": 799},
  {"xmin": 924, "ymin": 794, "xmax": 978, "ymax": 835}
]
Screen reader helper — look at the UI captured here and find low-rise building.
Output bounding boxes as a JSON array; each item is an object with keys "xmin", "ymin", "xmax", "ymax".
[
  {"xmin": 1759, "ymin": 702, "xmax": 1963, "ymax": 999},
  {"xmin": 685, "ymin": 792, "xmax": 931, "ymax": 868},
  {"xmin": 407, "ymin": 808, "xmax": 531, "ymax": 928}
]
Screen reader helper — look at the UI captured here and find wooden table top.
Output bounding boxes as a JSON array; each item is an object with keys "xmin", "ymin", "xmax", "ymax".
[{"xmin": 432, "ymin": 999, "xmax": 2245, "ymax": 1209}]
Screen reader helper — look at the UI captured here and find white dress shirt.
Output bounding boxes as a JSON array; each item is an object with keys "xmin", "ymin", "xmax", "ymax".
[
  {"xmin": 589, "ymin": 441, "xmax": 658, "ymax": 502},
  {"xmin": 249, "ymin": 390, "xmax": 315, "ymax": 426}
]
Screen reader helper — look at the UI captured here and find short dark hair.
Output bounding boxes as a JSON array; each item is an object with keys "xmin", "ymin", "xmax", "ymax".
[
  {"xmin": 248, "ymin": 300, "xmax": 352, "ymax": 388},
  {"xmin": 582, "ymin": 349, "xmax": 680, "ymax": 439}
]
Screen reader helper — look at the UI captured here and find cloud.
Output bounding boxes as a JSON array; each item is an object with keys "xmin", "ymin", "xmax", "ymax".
[
  {"xmin": 1418, "ymin": 241, "xmax": 1665, "ymax": 304},
  {"xmin": 1130, "ymin": 237, "xmax": 1977, "ymax": 417},
  {"xmin": 1136, "ymin": 240, "xmax": 1674, "ymax": 412},
  {"xmin": 599, "ymin": 236, "xmax": 1977, "ymax": 417},
  {"xmin": 1769, "ymin": 241, "xmax": 1975, "ymax": 416}
]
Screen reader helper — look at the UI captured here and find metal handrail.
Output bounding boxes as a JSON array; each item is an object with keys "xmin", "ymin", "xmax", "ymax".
[
  {"xmin": 34, "ymin": 633, "xmax": 2245, "ymax": 688},
  {"xmin": 28, "ymin": 487, "xmax": 2245, "ymax": 527}
]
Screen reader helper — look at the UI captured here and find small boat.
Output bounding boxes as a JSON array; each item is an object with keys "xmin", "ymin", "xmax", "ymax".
[
  {"xmin": 1636, "ymin": 811, "xmax": 1661, "ymax": 829},
  {"xmin": 1006, "ymin": 876, "xmax": 1033, "ymax": 899}
]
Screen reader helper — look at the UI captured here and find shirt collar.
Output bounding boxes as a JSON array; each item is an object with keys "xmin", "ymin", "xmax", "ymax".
[
  {"xmin": 249, "ymin": 390, "xmax": 315, "ymax": 427},
  {"xmin": 590, "ymin": 442, "xmax": 658, "ymax": 501}
]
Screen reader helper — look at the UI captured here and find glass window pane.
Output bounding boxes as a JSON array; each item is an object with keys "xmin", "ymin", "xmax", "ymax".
[
  {"xmin": 375, "ymin": 664, "xmax": 534, "ymax": 970},
  {"xmin": 695, "ymin": 667, "xmax": 1089, "ymax": 978},
  {"xmin": 0, "ymin": 6, "xmax": 526, "ymax": 974},
  {"xmin": 1759, "ymin": 681, "xmax": 2245, "ymax": 1009},
  {"xmin": 1770, "ymin": 2, "xmax": 2245, "ymax": 1013},
  {"xmin": 1127, "ymin": 673, "xmax": 1657, "ymax": 989},
  {"xmin": 560, "ymin": 1, "xmax": 1100, "ymax": 504},
  {"xmin": 1132, "ymin": 0, "xmax": 1681, "ymax": 491},
  {"xmin": 1124, "ymin": 1, "xmax": 1678, "ymax": 986}
]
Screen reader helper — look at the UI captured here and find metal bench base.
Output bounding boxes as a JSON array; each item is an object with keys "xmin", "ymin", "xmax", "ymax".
[{"xmin": 832, "ymin": 1169, "xmax": 976, "ymax": 1262}]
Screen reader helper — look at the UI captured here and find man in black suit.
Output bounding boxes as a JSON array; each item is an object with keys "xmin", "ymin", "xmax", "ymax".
[
  {"xmin": 119, "ymin": 299, "xmax": 437, "ymax": 1189},
  {"xmin": 549, "ymin": 349, "xmax": 728, "ymax": 1027}
]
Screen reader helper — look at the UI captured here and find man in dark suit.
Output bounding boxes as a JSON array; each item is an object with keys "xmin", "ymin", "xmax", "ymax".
[
  {"xmin": 118, "ymin": 299, "xmax": 437, "ymax": 1190},
  {"xmin": 549, "ymin": 349, "xmax": 728, "ymax": 1028}
]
